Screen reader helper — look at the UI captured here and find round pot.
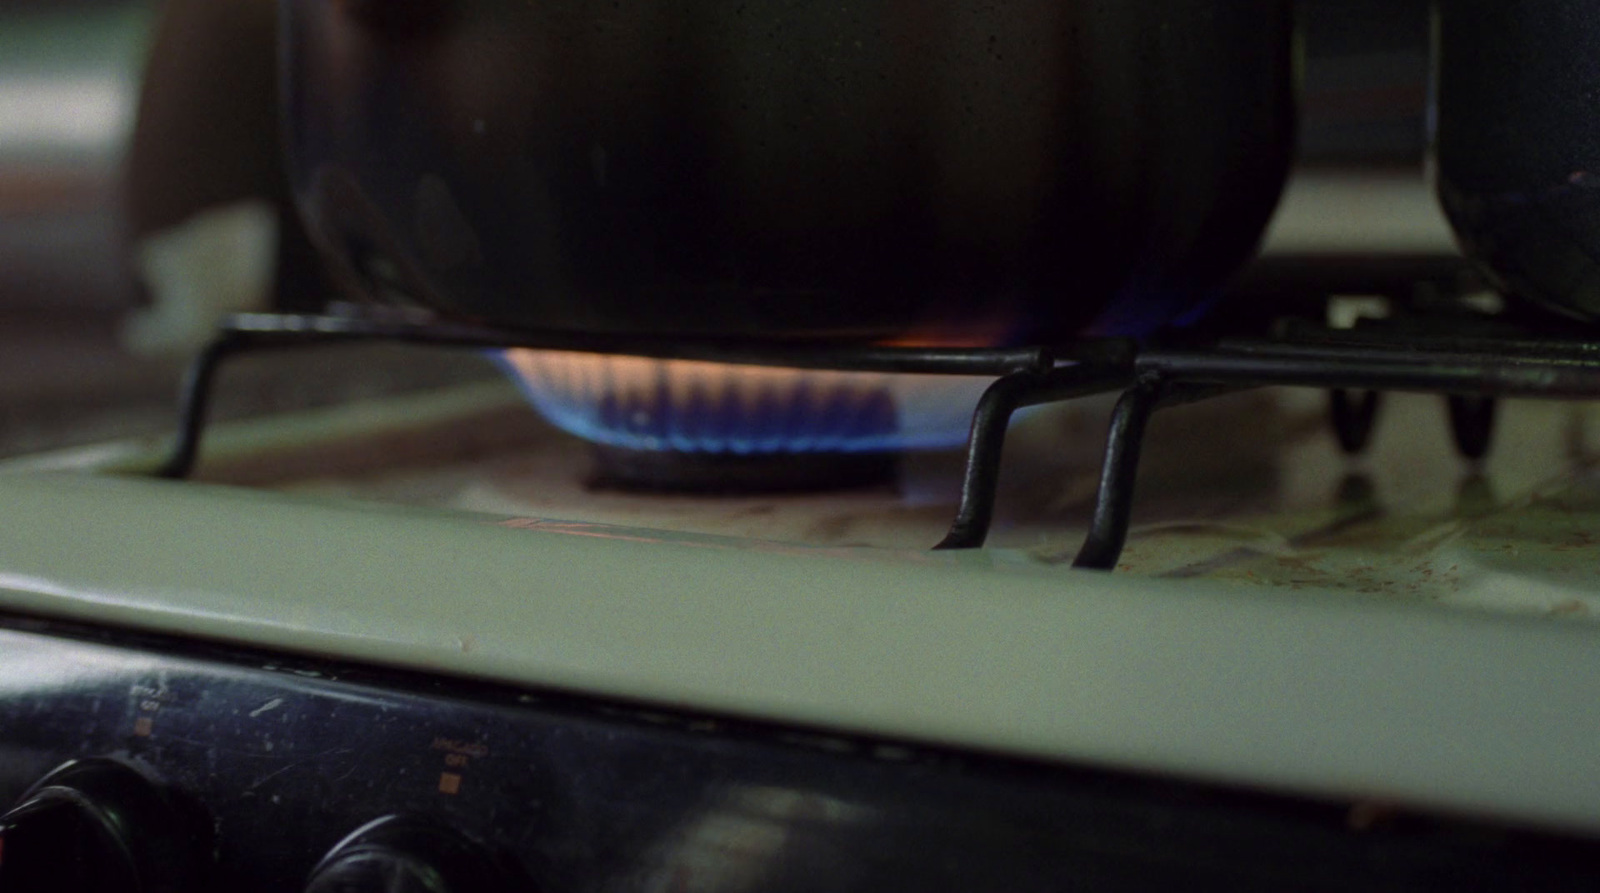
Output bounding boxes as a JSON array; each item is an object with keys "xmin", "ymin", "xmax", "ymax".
[
  {"xmin": 1436, "ymin": 0, "xmax": 1600, "ymax": 322},
  {"xmin": 282, "ymin": 0, "xmax": 1295, "ymax": 344}
]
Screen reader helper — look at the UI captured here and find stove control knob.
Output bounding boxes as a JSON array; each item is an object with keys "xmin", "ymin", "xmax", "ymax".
[
  {"xmin": 306, "ymin": 816, "xmax": 519, "ymax": 893},
  {"xmin": 0, "ymin": 759, "xmax": 208, "ymax": 892}
]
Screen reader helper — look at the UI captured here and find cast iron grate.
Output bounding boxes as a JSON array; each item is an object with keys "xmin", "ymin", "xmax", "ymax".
[{"xmin": 155, "ymin": 305, "xmax": 1600, "ymax": 571}]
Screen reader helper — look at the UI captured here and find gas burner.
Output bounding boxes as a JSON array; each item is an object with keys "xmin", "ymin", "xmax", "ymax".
[
  {"xmin": 499, "ymin": 350, "xmax": 906, "ymax": 455},
  {"xmin": 154, "ymin": 306, "xmax": 1600, "ymax": 571},
  {"xmin": 495, "ymin": 349, "xmax": 990, "ymax": 493}
]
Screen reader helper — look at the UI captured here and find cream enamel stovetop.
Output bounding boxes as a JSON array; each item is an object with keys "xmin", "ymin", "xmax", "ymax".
[{"xmin": 4, "ymin": 375, "xmax": 1600, "ymax": 838}]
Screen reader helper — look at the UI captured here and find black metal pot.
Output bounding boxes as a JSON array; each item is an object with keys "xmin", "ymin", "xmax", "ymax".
[
  {"xmin": 282, "ymin": 0, "xmax": 1295, "ymax": 344},
  {"xmin": 1436, "ymin": 0, "xmax": 1600, "ymax": 322}
]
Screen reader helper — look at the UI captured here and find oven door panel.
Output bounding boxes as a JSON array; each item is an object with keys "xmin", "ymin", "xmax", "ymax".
[{"xmin": 5, "ymin": 620, "xmax": 1600, "ymax": 890}]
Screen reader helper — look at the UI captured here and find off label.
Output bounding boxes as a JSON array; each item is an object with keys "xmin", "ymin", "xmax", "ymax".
[
  {"xmin": 128, "ymin": 679, "xmax": 171, "ymax": 738},
  {"xmin": 430, "ymin": 737, "xmax": 489, "ymax": 795}
]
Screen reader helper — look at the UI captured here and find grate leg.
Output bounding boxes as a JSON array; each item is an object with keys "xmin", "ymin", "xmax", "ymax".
[
  {"xmin": 1069, "ymin": 381, "xmax": 1239, "ymax": 570},
  {"xmin": 155, "ymin": 333, "xmax": 250, "ymax": 480},
  {"xmin": 1447, "ymin": 395, "xmax": 1497, "ymax": 461},
  {"xmin": 1072, "ymin": 379, "xmax": 1165, "ymax": 570},
  {"xmin": 1329, "ymin": 389, "xmax": 1382, "ymax": 455},
  {"xmin": 935, "ymin": 363, "xmax": 1133, "ymax": 550}
]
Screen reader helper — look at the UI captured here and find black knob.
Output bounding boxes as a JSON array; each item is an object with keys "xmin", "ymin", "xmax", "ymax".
[
  {"xmin": 0, "ymin": 759, "xmax": 208, "ymax": 893},
  {"xmin": 306, "ymin": 816, "xmax": 518, "ymax": 893}
]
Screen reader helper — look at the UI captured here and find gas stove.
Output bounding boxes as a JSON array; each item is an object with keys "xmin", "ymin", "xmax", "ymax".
[{"xmin": 10, "ymin": 0, "xmax": 1600, "ymax": 888}]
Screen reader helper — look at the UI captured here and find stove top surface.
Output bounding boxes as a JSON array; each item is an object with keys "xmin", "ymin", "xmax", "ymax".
[
  {"xmin": 51, "ymin": 375, "xmax": 1595, "ymax": 620},
  {"xmin": 4, "ymin": 379, "xmax": 1600, "ymax": 834}
]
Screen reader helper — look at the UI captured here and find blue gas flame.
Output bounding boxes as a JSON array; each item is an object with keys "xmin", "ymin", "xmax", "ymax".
[{"xmin": 496, "ymin": 350, "xmax": 990, "ymax": 454}]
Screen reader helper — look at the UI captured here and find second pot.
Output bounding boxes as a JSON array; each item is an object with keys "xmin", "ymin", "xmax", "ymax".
[{"xmin": 1437, "ymin": 0, "xmax": 1600, "ymax": 323}]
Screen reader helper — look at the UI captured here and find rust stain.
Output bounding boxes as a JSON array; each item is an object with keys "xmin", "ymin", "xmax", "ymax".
[{"xmin": 1274, "ymin": 554, "xmax": 1329, "ymax": 576}]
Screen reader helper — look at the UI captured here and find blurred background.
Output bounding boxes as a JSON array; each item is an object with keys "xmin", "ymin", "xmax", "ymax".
[
  {"xmin": 0, "ymin": 0, "xmax": 494, "ymax": 459},
  {"xmin": 0, "ymin": 0, "xmax": 1445, "ymax": 458}
]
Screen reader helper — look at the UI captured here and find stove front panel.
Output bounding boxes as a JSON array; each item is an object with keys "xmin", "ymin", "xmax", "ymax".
[{"xmin": 2, "ymin": 619, "xmax": 1598, "ymax": 891}]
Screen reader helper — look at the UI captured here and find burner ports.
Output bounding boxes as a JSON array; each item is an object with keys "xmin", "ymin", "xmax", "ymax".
[
  {"xmin": 0, "ymin": 759, "xmax": 210, "ymax": 892},
  {"xmin": 306, "ymin": 816, "xmax": 519, "ymax": 893}
]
